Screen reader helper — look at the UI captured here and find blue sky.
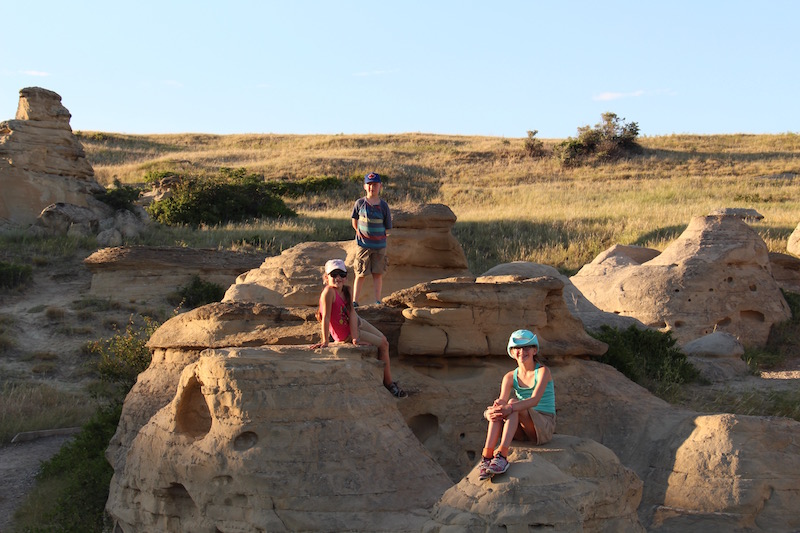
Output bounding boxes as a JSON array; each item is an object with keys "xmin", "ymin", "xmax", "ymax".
[{"xmin": 2, "ymin": 1, "xmax": 798, "ymax": 138}]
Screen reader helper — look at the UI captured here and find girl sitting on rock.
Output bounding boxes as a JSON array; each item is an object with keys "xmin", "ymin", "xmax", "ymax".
[
  {"xmin": 479, "ymin": 329, "xmax": 556, "ymax": 479},
  {"xmin": 309, "ymin": 259, "xmax": 406, "ymax": 398}
]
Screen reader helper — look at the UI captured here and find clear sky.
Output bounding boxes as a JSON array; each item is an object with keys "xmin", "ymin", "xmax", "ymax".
[{"xmin": 2, "ymin": 1, "xmax": 798, "ymax": 139}]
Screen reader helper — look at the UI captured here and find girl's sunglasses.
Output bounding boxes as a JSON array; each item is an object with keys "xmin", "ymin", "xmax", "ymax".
[{"xmin": 329, "ymin": 270, "xmax": 347, "ymax": 278}]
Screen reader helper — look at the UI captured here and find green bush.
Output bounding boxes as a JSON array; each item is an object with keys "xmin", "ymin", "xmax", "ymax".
[
  {"xmin": 27, "ymin": 404, "xmax": 121, "ymax": 533},
  {"xmin": 0, "ymin": 260, "xmax": 32, "ymax": 289},
  {"xmin": 93, "ymin": 179, "xmax": 142, "ymax": 212},
  {"xmin": 168, "ymin": 275, "xmax": 226, "ymax": 309},
  {"xmin": 87, "ymin": 317, "xmax": 159, "ymax": 401},
  {"xmin": 592, "ymin": 324, "xmax": 701, "ymax": 398},
  {"xmin": 523, "ymin": 130, "xmax": 547, "ymax": 158},
  {"xmin": 554, "ymin": 112, "xmax": 641, "ymax": 167},
  {"xmin": 143, "ymin": 169, "xmax": 179, "ymax": 186},
  {"xmin": 147, "ymin": 167, "xmax": 296, "ymax": 226},
  {"xmin": 264, "ymin": 175, "xmax": 342, "ymax": 198}
]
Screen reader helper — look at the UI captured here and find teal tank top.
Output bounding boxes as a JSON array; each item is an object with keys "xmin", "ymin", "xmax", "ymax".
[{"xmin": 513, "ymin": 363, "xmax": 555, "ymax": 415}]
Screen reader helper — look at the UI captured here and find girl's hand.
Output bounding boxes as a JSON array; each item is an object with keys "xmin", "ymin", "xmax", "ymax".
[
  {"xmin": 309, "ymin": 342, "xmax": 328, "ymax": 350},
  {"xmin": 352, "ymin": 337, "xmax": 367, "ymax": 346}
]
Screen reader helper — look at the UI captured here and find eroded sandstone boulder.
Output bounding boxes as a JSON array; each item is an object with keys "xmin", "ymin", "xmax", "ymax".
[
  {"xmin": 769, "ymin": 251, "xmax": 800, "ymax": 295},
  {"xmin": 385, "ymin": 275, "xmax": 608, "ymax": 358},
  {"xmin": 426, "ymin": 435, "xmax": 645, "ymax": 533},
  {"xmin": 0, "ymin": 87, "xmax": 102, "ymax": 227},
  {"xmin": 571, "ymin": 216, "xmax": 792, "ymax": 346},
  {"xmin": 483, "ymin": 261, "xmax": 647, "ymax": 333},
  {"xmin": 787, "ymin": 222, "xmax": 800, "ymax": 257},
  {"xmin": 681, "ymin": 331, "xmax": 748, "ymax": 382},
  {"xmin": 223, "ymin": 203, "xmax": 471, "ymax": 306},
  {"xmin": 84, "ymin": 246, "xmax": 264, "ymax": 304},
  {"xmin": 107, "ymin": 346, "xmax": 453, "ymax": 532}
]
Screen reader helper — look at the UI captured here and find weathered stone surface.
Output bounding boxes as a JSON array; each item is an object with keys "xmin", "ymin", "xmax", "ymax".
[
  {"xmin": 682, "ymin": 331, "xmax": 749, "ymax": 382},
  {"xmin": 571, "ymin": 216, "xmax": 792, "ymax": 346},
  {"xmin": 83, "ymin": 246, "xmax": 264, "ymax": 304},
  {"xmin": 555, "ymin": 360, "xmax": 800, "ymax": 532},
  {"xmin": 385, "ymin": 275, "xmax": 608, "ymax": 358},
  {"xmin": 107, "ymin": 347, "xmax": 453, "ymax": 532},
  {"xmin": 223, "ymin": 203, "xmax": 472, "ymax": 305},
  {"xmin": 483, "ymin": 261, "xmax": 647, "ymax": 333},
  {"xmin": 426, "ymin": 435, "xmax": 644, "ymax": 533},
  {"xmin": 769, "ymin": 251, "xmax": 800, "ymax": 295},
  {"xmin": 0, "ymin": 87, "xmax": 102, "ymax": 227},
  {"xmin": 708, "ymin": 207, "xmax": 764, "ymax": 221},
  {"xmin": 788, "ymin": 222, "xmax": 800, "ymax": 257}
]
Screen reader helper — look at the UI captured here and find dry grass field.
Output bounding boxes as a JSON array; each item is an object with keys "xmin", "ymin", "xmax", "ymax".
[{"xmin": 79, "ymin": 131, "xmax": 800, "ymax": 274}]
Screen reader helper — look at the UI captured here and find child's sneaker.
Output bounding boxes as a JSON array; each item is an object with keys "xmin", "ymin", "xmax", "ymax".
[
  {"xmin": 487, "ymin": 453, "xmax": 509, "ymax": 475},
  {"xmin": 478, "ymin": 457, "xmax": 493, "ymax": 480},
  {"xmin": 386, "ymin": 381, "xmax": 407, "ymax": 398}
]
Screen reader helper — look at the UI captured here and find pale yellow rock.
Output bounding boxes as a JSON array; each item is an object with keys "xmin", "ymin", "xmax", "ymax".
[
  {"xmin": 223, "ymin": 204, "xmax": 472, "ymax": 306},
  {"xmin": 426, "ymin": 435, "xmax": 645, "ymax": 533},
  {"xmin": 571, "ymin": 216, "xmax": 792, "ymax": 346},
  {"xmin": 0, "ymin": 87, "xmax": 101, "ymax": 226},
  {"xmin": 787, "ymin": 222, "xmax": 800, "ymax": 257}
]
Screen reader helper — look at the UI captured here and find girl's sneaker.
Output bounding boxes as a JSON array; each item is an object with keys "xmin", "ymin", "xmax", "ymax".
[
  {"xmin": 386, "ymin": 381, "xmax": 407, "ymax": 398},
  {"xmin": 478, "ymin": 457, "xmax": 493, "ymax": 480},
  {"xmin": 487, "ymin": 453, "xmax": 509, "ymax": 475}
]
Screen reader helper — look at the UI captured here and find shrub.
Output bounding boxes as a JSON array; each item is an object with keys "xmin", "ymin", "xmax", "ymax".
[
  {"xmin": 264, "ymin": 175, "xmax": 342, "ymax": 197},
  {"xmin": 591, "ymin": 324, "xmax": 701, "ymax": 398},
  {"xmin": 87, "ymin": 317, "xmax": 160, "ymax": 401},
  {"xmin": 147, "ymin": 167, "xmax": 296, "ymax": 226},
  {"xmin": 26, "ymin": 404, "xmax": 121, "ymax": 533},
  {"xmin": 523, "ymin": 130, "xmax": 547, "ymax": 158},
  {"xmin": 93, "ymin": 178, "xmax": 142, "ymax": 212},
  {"xmin": 0, "ymin": 260, "xmax": 32, "ymax": 289},
  {"xmin": 168, "ymin": 275, "xmax": 226, "ymax": 309},
  {"xmin": 554, "ymin": 112, "xmax": 641, "ymax": 167},
  {"xmin": 143, "ymin": 169, "xmax": 179, "ymax": 186}
]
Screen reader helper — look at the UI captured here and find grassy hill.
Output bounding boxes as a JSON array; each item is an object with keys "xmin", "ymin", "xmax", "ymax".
[{"xmin": 78, "ymin": 131, "xmax": 800, "ymax": 275}]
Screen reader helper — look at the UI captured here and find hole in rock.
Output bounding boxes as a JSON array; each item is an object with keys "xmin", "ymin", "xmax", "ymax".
[
  {"xmin": 749, "ymin": 284, "xmax": 757, "ymax": 292},
  {"xmin": 155, "ymin": 483, "xmax": 197, "ymax": 516},
  {"xmin": 233, "ymin": 431, "xmax": 258, "ymax": 451},
  {"xmin": 741, "ymin": 310, "xmax": 765, "ymax": 323},
  {"xmin": 726, "ymin": 276, "xmax": 734, "ymax": 283},
  {"xmin": 175, "ymin": 375, "xmax": 212, "ymax": 438},
  {"xmin": 467, "ymin": 450, "xmax": 476, "ymax": 461},
  {"xmin": 674, "ymin": 321, "xmax": 685, "ymax": 328},
  {"xmin": 408, "ymin": 413, "xmax": 439, "ymax": 445},
  {"xmin": 716, "ymin": 317, "xmax": 732, "ymax": 328}
]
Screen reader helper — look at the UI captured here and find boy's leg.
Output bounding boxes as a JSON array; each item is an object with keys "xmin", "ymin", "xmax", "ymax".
[
  {"xmin": 370, "ymin": 248, "xmax": 388, "ymax": 302},
  {"xmin": 372, "ymin": 273, "xmax": 383, "ymax": 302},
  {"xmin": 353, "ymin": 275, "xmax": 367, "ymax": 305},
  {"xmin": 352, "ymin": 247, "xmax": 372, "ymax": 304}
]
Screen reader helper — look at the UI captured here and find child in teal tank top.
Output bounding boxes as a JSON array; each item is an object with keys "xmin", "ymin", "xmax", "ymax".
[{"xmin": 478, "ymin": 329, "xmax": 556, "ymax": 479}]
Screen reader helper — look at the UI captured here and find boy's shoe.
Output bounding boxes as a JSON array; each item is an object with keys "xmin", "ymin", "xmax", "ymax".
[
  {"xmin": 353, "ymin": 302, "xmax": 359, "ymax": 308},
  {"xmin": 478, "ymin": 457, "xmax": 493, "ymax": 480},
  {"xmin": 386, "ymin": 381, "xmax": 407, "ymax": 398},
  {"xmin": 487, "ymin": 453, "xmax": 509, "ymax": 475},
  {"xmin": 375, "ymin": 300, "xmax": 382, "ymax": 305}
]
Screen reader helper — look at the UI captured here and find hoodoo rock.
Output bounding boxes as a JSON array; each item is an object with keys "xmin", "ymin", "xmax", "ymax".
[
  {"xmin": 223, "ymin": 203, "xmax": 471, "ymax": 306},
  {"xmin": 0, "ymin": 87, "xmax": 103, "ymax": 227},
  {"xmin": 571, "ymin": 216, "xmax": 792, "ymax": 346}
]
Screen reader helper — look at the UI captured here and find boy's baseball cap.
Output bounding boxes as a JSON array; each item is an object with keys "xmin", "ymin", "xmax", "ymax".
[
  {"xmin": 364, "ymin": 172, "xmax": 381, "ymax": 184},
  {"xmin": 506, "ymin": 329, "xmax": 539, "ymax": 357},
  {"xmin": 324, "ymin": 259, "xmax": 347, "ymax": 274}
]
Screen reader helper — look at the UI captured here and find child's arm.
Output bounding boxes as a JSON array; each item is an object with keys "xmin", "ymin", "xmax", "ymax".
[
  {"xmin": 485, "ymin": 372, "xmax": 514, "ymax": 421},
  {"xmin": 310, "ymin": 288, "xmax": 334, "ymax": 348},
  {"xmin": 502, "ymin": 366, "xmax": 551, "ymax": 417}
]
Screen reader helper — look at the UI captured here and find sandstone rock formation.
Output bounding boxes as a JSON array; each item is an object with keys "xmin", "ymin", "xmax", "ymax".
[
  {"xmin": 571, "ymin": 216, "xmax": 792, "ymax": 346},
  {"xmin": 84, "ymin": 246, "xmax": 264, "ymax": 305},
  {"xmin": 384, "ymin": 275, "xmax": 608, "ymax": 358},
  {"xmin": 681, "ymin": 331, "xmax": 748, "ymax": 382},
  {"xmin": 482, "ymin": 261, "xmax": 646, "ymax": 333},
  {"xmin": 426, "ymin": 435, "xmax": 644, "ymax": 533},
  {"xmin": 769, "ymin": 251, "xmax": 800, "ymax": 295},
  {"xmin": 0, "ymin": 87, "xmax": 102, "ymax": 227},
  {"xmin": 107, "ymin": 297, "xmax": 800, "ymax": 532},
  {"xmin": 788, "ymin": 222, "xmax": 800, "ymax": 257},
  {"xmin": 223, "ymin": 203, "xmax": 471, "ymax": 306}
]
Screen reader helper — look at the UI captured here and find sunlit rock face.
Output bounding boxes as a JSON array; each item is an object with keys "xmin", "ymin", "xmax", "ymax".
[
  {"xmin": 571, "ymin": 215, "xmax": 791, "ymax": 346},
  {"xmin": 223, "ymin": 203, "xmax": 472, "ymax": 306},
  {"xmin": 0, "ymin": 87, "xmax": 102, "ymax": 227}
]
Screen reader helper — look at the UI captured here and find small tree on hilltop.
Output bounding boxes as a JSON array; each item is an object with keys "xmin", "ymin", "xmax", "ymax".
[
  {"xmin": 523, "ymin": 130, "xmax": 547, "ymax": 158},
  {"xmin": 554, "ymin": 112, "xmax": 641, "ymax": 167}
]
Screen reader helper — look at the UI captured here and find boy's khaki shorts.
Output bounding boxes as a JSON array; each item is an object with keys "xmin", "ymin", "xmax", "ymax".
[{"xmin": 354, "ymin": 246, "xmax": 388, "ymax": 276}]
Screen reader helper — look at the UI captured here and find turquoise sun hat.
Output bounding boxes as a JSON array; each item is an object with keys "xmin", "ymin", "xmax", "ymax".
[{"xmin": 507, "ymin": 329, "xmax": 539, "ymax": 357}]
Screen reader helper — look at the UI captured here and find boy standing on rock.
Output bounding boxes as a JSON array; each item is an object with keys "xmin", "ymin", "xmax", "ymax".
[{"xmin": 351, "ymin": 172, "xmax": 391, "ymax": 306}]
